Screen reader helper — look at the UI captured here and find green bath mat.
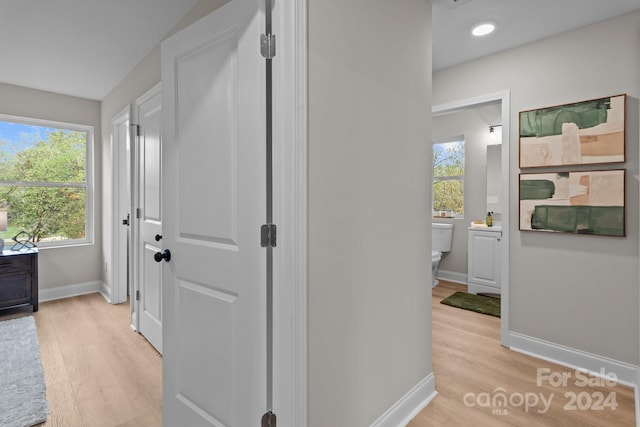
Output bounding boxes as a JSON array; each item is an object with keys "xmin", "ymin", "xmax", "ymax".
[{"xmin": 440, "ymin": 291, "xmax": 501, "ymax": 317}]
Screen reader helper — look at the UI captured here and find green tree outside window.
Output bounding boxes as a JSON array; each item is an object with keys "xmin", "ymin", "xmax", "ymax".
[
  {"xmin": 0, "ymin": 122, "xmax": 89, "ymax": 244},
  {"xmin": 433, "ymin": 140, "xmax": 464, "ymax": 216}
]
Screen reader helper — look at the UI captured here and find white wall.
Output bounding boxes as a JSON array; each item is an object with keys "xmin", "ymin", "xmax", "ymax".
[
  {"xmin": 0, "ymin": 82, "xmax": 102, "ymax": 289},
  {"xmin": 308, "ymin": 0, "xmax": 433, "ymax": 425},
  {"xmin": 100, "ymin": 0, "xmax": 227, "ymax": 293},
  {"xmin": 434, "ymin": 11, "xmax": 640, "ymax": 364},
  {"xmin": 432, "ymin": 103, "xmax": 501, "ymax": 276}
]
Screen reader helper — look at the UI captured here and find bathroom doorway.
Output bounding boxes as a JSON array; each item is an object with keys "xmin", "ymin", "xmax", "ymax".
[{"xmin": 431, "ymin": 91, "xmax": 510, "ymax": 346}]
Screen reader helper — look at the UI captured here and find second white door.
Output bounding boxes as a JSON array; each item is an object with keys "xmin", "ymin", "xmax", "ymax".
[{"xmin": 136, "ymin": 83, "xmax": 163, "ymax": 354}]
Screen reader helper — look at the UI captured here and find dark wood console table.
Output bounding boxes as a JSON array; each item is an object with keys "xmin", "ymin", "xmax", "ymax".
[{"xmin": 0, "ymin": 248, "xmax": 38, "ymax": 315}]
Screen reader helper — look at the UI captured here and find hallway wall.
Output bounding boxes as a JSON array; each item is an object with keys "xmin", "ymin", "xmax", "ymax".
[{"xmin": 308, "ymin": 0, "xmax": 434, "ymax": 424}]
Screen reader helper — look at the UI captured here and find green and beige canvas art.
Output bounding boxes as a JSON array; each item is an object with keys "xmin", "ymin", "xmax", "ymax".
[
  {"xmin": 519, "ymin": 95, "xmax": 625, "ymax": 168},
  {"xmin": 519, "ymin": 170, "xmax": 625, "ymax": 236}
]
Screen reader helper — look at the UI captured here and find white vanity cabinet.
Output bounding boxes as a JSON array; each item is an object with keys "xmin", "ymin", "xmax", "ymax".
[{"xmin": 467, "ymin": 227, "xmax": 501, "ymax": 295}]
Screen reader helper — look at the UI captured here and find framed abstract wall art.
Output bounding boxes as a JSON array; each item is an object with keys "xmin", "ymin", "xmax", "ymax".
[
  {"xmin": 519, "ymin": 169, "xmax": 625, "ymax": 236},
  {"xmin": 519, "ymin": 94, "xmax": 626, "ymax": 168}
]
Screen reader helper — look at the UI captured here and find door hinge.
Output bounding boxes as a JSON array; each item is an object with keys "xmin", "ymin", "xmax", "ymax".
[
  {"xmin": 261, "ymin": 411, "xmax": 276, "ymax": 427},
  {"xmin": 260, "ymin": 224, "xmax": 277, "ymax": 248},
  {"xmin": 135, "ymin": 290, "xmax": 140, "ymax": 301},
  {"xmin": 130, "ymin": 123, "xmax": 140, "ymax": 136},
  {"xmin": 136, "ymin": 208, "xmax": 141, "ymax": 219},
  {"xmin": 260, "ymin": 34, "xmax": 276, "ymax": 59}
]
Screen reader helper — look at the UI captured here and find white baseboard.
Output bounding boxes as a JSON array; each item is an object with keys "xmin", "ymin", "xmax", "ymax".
[
  {"xmin": 436, "ymin": 269, "xmax": 467, "ymax": 285},
  {"xmin": 509, "ymin": 332, "xmax": 639, "ymax": 388},
  {"xmin": 370, "ymin": 373, "xmax": 437, "ymax": 427},
  {"xmin": 39, "ymin": 281, "xmax": 104, "ymax": 303},
  {"xmin": 131, "ymin": 311, "xmax": 138, "ymax": 332},
  {"xmin": 468, "ymin": 283, "xmax": 501, "ymax": 296},
  {"xmin": 100, "ymin": 282, "xmax": 112, "ymax": 304},
  {"xmin": 635, "ymin": 380, "xmax": 640, "ymax": 427}
]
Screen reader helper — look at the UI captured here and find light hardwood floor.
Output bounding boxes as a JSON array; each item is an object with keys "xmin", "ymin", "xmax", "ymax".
[
  {"xmin": 19, "ymin": 284, "xmax": 635, "ymax": 426},
  {"xmin": 32, "ymin": 293, "xmax": 162, "ymax": 427},
  {"xmin": 409, "ymin": 280, "xmax": 635, "ymax": 427}
]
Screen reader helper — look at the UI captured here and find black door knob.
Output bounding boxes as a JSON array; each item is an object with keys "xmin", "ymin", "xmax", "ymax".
[
  {"xmin": 155, "ymin": 234, "xmax": 162, "ymax": 241},
  {"xmin": 154, "ymin": 249, "xmax": 171, "ymax": 263}
]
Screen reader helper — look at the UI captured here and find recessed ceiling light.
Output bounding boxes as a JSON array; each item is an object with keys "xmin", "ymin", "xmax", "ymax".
[{"xmin": 471, "ymin": 22, "xmax": 496, "ymax": 37}]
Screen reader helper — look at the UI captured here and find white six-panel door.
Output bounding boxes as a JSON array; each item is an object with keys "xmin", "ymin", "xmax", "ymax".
[
  {"xmin": 161, "ymin": 0, "xmax": 266, "ymax": 425},
  {"xmin": 111, "ymin": 108, "xmax": 130, "ymax": 305},
  {"xmin": 136, "ymin": 84, "xmax": 163, "ymax": 354}
]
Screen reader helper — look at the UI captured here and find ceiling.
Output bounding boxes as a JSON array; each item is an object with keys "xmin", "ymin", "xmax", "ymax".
[
  {"xmin": 433, "ymin": 0, "xmax": 640, "ymax": 71},
  {"xmin": 0, "ymin": 1, "xmax": 638, "ymax": 100},
  {"xmin": 0, "ymin": 0, "xmax": 200, "ymax": 100}
]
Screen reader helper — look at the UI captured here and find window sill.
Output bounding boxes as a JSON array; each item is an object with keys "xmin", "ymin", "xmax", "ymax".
[{"xmin": 31, "ymin": 241, "xmax": 94, "ymax": 250}]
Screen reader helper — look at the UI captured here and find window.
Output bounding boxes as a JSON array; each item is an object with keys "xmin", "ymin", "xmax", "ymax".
[
  {"xmin": 0, "ymin": 116, "xmax": 93, "ymax": 247},
  {"xmin": 433, "ymin": 137, "xmax": 464, "ymax": 217}
]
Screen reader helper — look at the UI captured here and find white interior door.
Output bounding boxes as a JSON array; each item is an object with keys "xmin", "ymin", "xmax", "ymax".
[
  {"xmin": 136, "ymin": 83, "xmax": 163, "ymax": 354},
  {"xmin": 161, "ymin": 0, "xmax": 266, "ymax": 425},
  {"xmin": 111, "ymin": 107, "xmax": 130, "ymax": 305}
]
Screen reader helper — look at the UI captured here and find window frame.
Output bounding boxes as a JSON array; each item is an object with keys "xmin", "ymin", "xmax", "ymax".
[
  {"xmin": 0, "ymin": 113, "xmax": 94, "ymax": 248},
  {"xmin": 432, "ymin": 135, "xmax": 465, "ymax": 219}
]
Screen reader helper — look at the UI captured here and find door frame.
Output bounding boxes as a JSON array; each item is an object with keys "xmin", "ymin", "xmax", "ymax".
[
  {"xmin": 271, "ymin": 0, "xmax": 307, "ymax": 423},
  {"xmin": 432, "ymin": 90, "xmax": 511, "ymax": 347},
  {"xmin": 111, "ymin": 106, "xmax": 131, "ymax": 305}
]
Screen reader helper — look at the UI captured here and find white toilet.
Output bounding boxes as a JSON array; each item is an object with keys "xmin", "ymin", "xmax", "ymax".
[{"xmin": 432, "ymin": 223, "xmax": 454, "ymax": 288}]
